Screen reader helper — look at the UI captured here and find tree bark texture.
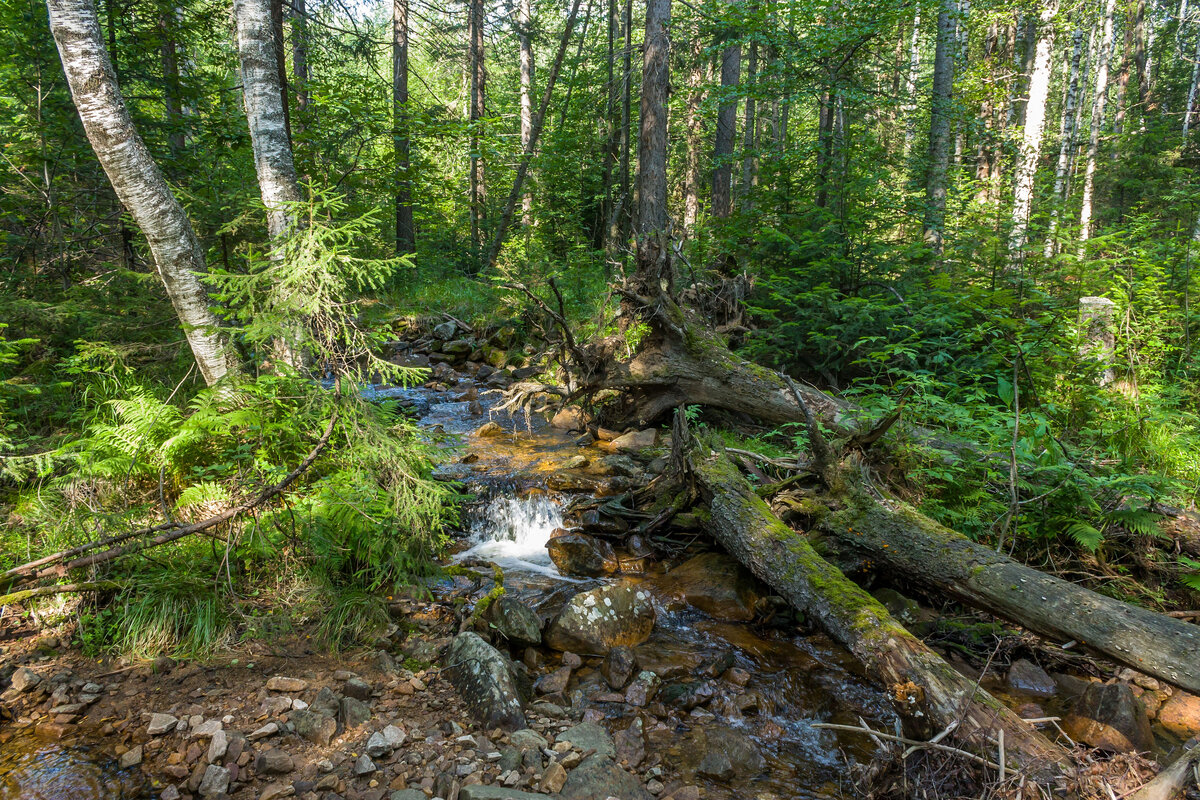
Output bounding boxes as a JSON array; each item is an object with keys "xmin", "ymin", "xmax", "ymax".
[
  {"xmin": 691, "ymin": 448, "xmax": 1071, "ymax": 778},
  {"xmin": 1007, "ymin": 0, "xmax": 1056, "ymax": 268},
  {"xmin": 46, "ymin": 0, "xmax": 235, "ymax": 386},
  {"xmin": 394, "ymin": 0, "xmax": 414, "ymax": 254},
  {"xmin": 1079, "ymin": 0, "xmax": 1117, "ymax": 247},
  {"xmin": 712, "ymin": 32, "xmax": 740, "ymax": 218},
  {"xmin": 740, "ymin": 39, "xmax": 757, "ymax": 206},
  {"xmin": 518, "ymin": 0, "xmax": 534, "ymax": 225},
  {"xmin": 634, "ymin": 0, "xmax": 671, "ymax": 295},
  {"xmin": 683, "ymin": 34, "xmax": 705, "ymax": 234},
  {"xmin": 923, "ymin": 0, "xmax": 956, "ymax": 254},
  {"xmin": 235, "ymin": 0, "xmax": 303, "ymax": 243},
  {"xmin": 468, "ymin": 0, "xmax": 487, "ymax": 259},
  {"xmin": 1044, "ymin": 26, "xmax": 1084, "ymax": 256}
]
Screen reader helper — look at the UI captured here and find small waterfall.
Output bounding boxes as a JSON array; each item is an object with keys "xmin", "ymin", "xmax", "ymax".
[{"xmin": 454, "ymin": 493, "xmax": 566, "ymax": 576}]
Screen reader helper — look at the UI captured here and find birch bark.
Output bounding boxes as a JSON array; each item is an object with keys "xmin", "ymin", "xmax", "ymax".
[{"xmin": 1079, "ymin": 0, "xmax": 1118, "ymax": 247}]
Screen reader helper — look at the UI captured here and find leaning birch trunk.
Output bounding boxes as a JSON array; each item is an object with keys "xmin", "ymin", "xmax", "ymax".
[
  {"xmin": 923, "ymin": 0, "xmax": 957, "ymax": 254},
  {"xmin": 810, "ymin": 476, "xmax": 1200, "ymax": 694},
  {"xmin": 691, "ymin": 447, "xmax": 1072, "ymax": 779},
  {"xmin": 1006, "ymin": 0, "xmax": 1057, "ymax": 269},
  {"xmin": 46, "ymin": 0, "xmax": 235, "ymax": 387},
  {"xmin": 1044, "ymin": 26, "xmax": 1084, "ymax": 257},
  {"xmin": 1079, "ymin": 0, "xmax": 1117, "ymax": 250}
]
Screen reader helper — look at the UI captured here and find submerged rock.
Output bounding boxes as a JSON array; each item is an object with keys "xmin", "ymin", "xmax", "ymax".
[
  {"xmin": 444, "ymin": 631, "xmax": 526, "ymax": 731},
  {"xmin": 662, "ymin": 552, "xmax": 763, "ymax": 622},
  {"xmin": 685, "ymin": 726, "xmax": 766, "ymax": 782},
  {"xmin": 1007, "ymin": 659, "xmax": 1057, "ymax": 697},
  {"xmin": 1063, "ymin": 682, "xmax": 1154, "ymax": 752},
  {"xmin": 544, "ymin": 581, "xmax": 656, "ymax": 655},
  {"xmin": 547, "ymin": 531, "xmax": 619, "ymax": 577}
]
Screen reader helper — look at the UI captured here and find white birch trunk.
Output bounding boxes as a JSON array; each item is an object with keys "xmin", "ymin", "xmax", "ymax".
[
  {"xmin": 1078, "ymin": 0, "xmax": 1117, "ymax": 249},
  {"xmin": 902, "ymin": 8, "xmax": 922, "ymax": 159},
  {"xmin": 1007, "ymin": 0, "xmax": 1057, "ymax": 268},
  {"xmin": 1185, "ymin": 31, "xmax": 1200, "ymax": 138},
  {"xmin": 1044, "ymin": 26, "xmax": 1084, "ymax": 256},
  {"xmin": 235, "ymin": 0, "xmax": 303, "ymax": 243},
  {"xmin": 46, "ymin": 0, "xmax": 235, "ymax": 386}
]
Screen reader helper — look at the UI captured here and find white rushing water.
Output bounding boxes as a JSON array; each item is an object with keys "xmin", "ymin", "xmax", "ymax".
[{"xmin": 454, "ymin": 494, "xmax": 568, "ymax": 577}]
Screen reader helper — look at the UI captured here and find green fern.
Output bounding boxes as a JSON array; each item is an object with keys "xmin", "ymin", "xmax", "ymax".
[
  {"xmin": 1180, "ymin": 557, "xmax": 1200, "ymax": 593},
  {"xmin": 1064, "ymin": 521, "xmax": 1105, "ymax": 553}
]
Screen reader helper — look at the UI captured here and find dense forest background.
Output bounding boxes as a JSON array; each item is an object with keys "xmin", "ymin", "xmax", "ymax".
[{"xmin": 3, "ymin": 0, "xmax": 1200, "ymax": 655}]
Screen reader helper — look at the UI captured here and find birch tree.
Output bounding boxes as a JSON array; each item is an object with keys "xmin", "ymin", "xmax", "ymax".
[
  {"xmin": 1007, "ymin": 0, "xmax": 1057, "ymax": 267},
  {"xmin": 1044, "ymin": 26, "xmax": 1084, "ymax": 256},
  {"xmin": 1079, "ymin": 0, "xmax": 1118, "ymax": 247},
  {"xmin": 46, "ymin": 0, "xmax": 235, "ymax": 386}
]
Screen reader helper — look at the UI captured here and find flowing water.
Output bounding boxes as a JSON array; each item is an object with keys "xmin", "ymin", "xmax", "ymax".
[{"xmin": 0, "ymin": 728, "xmax": 149, "ymax": 800}]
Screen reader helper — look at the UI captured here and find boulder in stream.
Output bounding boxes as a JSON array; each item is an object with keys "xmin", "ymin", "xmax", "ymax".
[
  {"xmin": 544, "ymin": 581, "xmax": 656, "ymax": 655},
  {"xmin": 444, "ymin": 631, "xmax": 527, "ymax": 731},
  {"xmin": 1062, "ymin": 682, "xmax": 1154, "ymax": 753},
  {"xmin": 661, "ymin": 552, "xmax": 763, "ymax": 622},
  {"xmin": 684, "ymin": 726, "xmax": 766, "ymax": 782},
  {"xmin": 547, "ymin": 531, "xmax": 619, "ymax": 577},
  {"xmin": 485, "ymin": 595, "xmax": 543, "ymax": 646}
]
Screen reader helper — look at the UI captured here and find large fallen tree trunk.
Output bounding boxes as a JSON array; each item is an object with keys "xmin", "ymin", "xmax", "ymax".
[
  {"xmin": 690, "ymin": 445, "xmax": 1072, "ymax": 781},
  {"xmin": 809, "ymin": 471, "xmax": 1200, "ymax": 695}
]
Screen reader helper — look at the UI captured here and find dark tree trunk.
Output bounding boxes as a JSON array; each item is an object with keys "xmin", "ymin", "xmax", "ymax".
[
  {"xmin": 394, "ymin": 0, "xmax": 414, "ymax": 254},
  {"xmin": 712, "ymin": 31, "xmax": 740, "ymax": 218},
  {"xmin": 468, "ymin": 0, "xmax": 487, "ymax": 263},
  {"xmin": 634, "ymin": 0, "xmax": 671, "ymax": 295},
  {"xmin": 923, "ymin": 0, "xmax": 956, "ymax": 254}
]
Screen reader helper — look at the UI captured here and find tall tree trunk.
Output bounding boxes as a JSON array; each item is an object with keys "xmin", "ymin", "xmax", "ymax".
[
  {"xmin": 482, "ymin": 0, "xmax": 584, "ymax": 269},
  {"xmin": 1186, "ymin": 30, "xmax": 1200, "ymax": 138},
  {"xmin": 292, "ymin": 0, "xmax": 309, "ymax": 122},
  {"xmin": 614, "ymin": 0, "xmax": 632, "ymax": 246},
  {"xmin": 1080, "ymin": 0, "xmax": 1118, "ymax": 248},
  {"xmin": 1045, "ymin": 26, "xmax": 1084, "ymax": 256},
  {"xmin": 1007, "ymin": 0, "xmax": 1057, "ymax": 269},
  {"xmin": 634, "ymin": 0, "xmax": 671, "ymax": 295},
  {"xmin": 47, "ymin": 0, "xmax": 235, "ymax": 386},
  {"xmin": 902, "ymin": 7, "xmax": 921, "ymax": 159},
  {"xmin": 235, "ymin": 0, "xmax": 303, "ymax": 243},
  {"xmin": 974, "ymin": 21, "xmax": 999, "ymax": 204},
  {"xmin": 518, "ymin": 0, "xmax": 534, "ymax": 225},
  {"xmin": 740, "ymin": 38, "xmax": 758, "ymax": 207},
  {"xmin": 159, "ymin": 5, "xmax": 185, "ymax": 159},
  {"xmin": 468, "ymin": 0, "xmax": 487, "ymax": 262},
  {"xmin": 269, "ymin": 0, "xmax": 292, "ymax": 146},
  {"xmin": 596, "ymin": 0, "xmax": 618, "ymax": 252},
  {"xmin": 712, "ymin": 27, "xmax": 740, "ymax": 218},
  {"xmin": 923, "ymin": 0, "xmax": 957, "ymax": 255},
  {"xmin": 393, "ymin": 0, "xmax": 414, "ymax": 254},
  {"xmin": 1114, "ymin": 8, "xmax": 1132, "ymax": 136},
  {"xmin": 683, "ymin": 33, "xmax": 705, "ymax": 234}
]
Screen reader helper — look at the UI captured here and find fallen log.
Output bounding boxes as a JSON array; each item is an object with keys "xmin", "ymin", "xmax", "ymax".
[
  {"xmin": 1128, "ymin": 738, "xmax": 1199, "ymax": 800},
  {"xmin": 810, "ymin": 471, "xmax": 1200, "ymax": 694},
  {"xmin": 690, "ymin": 445, "xmax": 1072, "ymax": 780}
]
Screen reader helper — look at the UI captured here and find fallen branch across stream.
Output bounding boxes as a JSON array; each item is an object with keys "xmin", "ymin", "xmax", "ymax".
[{"xmin": 3, "ymin": 412, "xmax": 337, "ymax": 588}]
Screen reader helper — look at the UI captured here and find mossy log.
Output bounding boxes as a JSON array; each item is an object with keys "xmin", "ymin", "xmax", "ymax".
[
  {"xmin": 814, "ymin": 480, "xmax": 1200, "ymax": 695},
  {"xmin": 690, "ymin": 446, "xmax": 1071, "ymax": 780}
]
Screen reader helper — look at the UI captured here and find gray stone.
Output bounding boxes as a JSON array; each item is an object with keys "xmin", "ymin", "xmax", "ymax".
[
  {"xmin": 459, "ymin": 786, "xmax": 547, "ymax": 800},
  {"xmin": 265, "ymin": 676, "xmax": 308, "ymax": 693},
  {"xmin": 353, "ymin": 754, "xmax": 376, "ymax": 776},
  {"xmin": 554, "ymin": 722, "xmax": 614, "ymax": 759},
  {"xmin": 686, "ymin": 726, "xmax": 765, "ymax": 781},
  {"xmin": 189, "ymin": 719, "xmax": 223, "ymax": 739},
  {"xmin": 310, "ymin": 686, "xmax": 340, "ymax": 718},
  {"xmin": 340, "ymin": 696, "xmax": 372, "ymax": 729},
  {"xmin": 206, "ymin": 730, "xmax": 228, "ymax": 764},
  {"xmin": 254, "ymin": 749, "xmax": 295, "ymax": 775},
  {"xmin": 148, "ymin": 713, "xmax": 180, "ymax": 736},
  {"xmin": 160, "ymin": 786, "xmax": 181, "ymax": 800},
  {"xmin": 119, "ymin": 744, "xmax": 143, "ymax": 769},
  {"xmin": 486, "ymin": 595, "xmax": 542, "ymax": 646},
  {"xmin": 365, "ymin": 731, "xmax": 391, "ymax": 758},
  {"xmin": 291, "ymin": 709, "xmax": 337, "ymax": 746},
  {"xmin": 600, "ymin": 645, "xmax": 637, "ymax": 690},
  {"xmin": 247, "ymin": 722, "xmax": 279, "ymax": 741},
  {"xmin": 10, "ymin": 668, "xmax": 41, "ymax": 693},
  {"xmin": 443, "ymin": 631, "xmax": 526, "ymax": 731},
  {"xmin": 508, "ymin": 729, "xmax": 547, "ymax": 752},
  {"xmin": 390, "ymin": 792, "xmax": 428, "ymax": 800},
  {"xmin": 343, "ymin": 677, "xmax": 373, "ymax": 701},
  {"xmin": 433, "ymin": 321, "xmax": 457, "ymax": 341},
  {"xmin": 197, "ymin": 764, "xmax": 231, "ymax": 798},
  {"xmin": 1007, "ymin": 659, "xmax": 1057, "ymax": 697},
  {"xmin": 559, "ymin": 754, "xmax": 653, "ymax": 800}
]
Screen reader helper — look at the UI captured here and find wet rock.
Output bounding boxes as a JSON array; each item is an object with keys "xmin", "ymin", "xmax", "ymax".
[
  {"xmin": 343, "ymin": 677, "xmax": 373, "ymax": 700},
  {"xmin": 688, "ymin": 726, "xmax": 765, "ymax": 782},
  {"xmin": 476, "ymin": 421, "xmax": 505, "ymax": 437},
  {"xmin": 1157, "ymin": 691, "xmax": 1200, "ymax": 739},
  {"xmin": 664, "ymin": 552, "xmax": 763, "ymax": 622},
  {"xmin": 119, "ymin": 744, "xmax": 143, "ymax": 768},
  {"xmin": 560, "ymin": 754, "xmax": 653, "ymax": 800},
  {"xmin": 609, "ymin": 429, "xmax": 656, "ymax": 451},
  {"xmin": 555, "ymin": 722, "xmax": 615, "ymax": 758},
  {"xmin": 198, "ymin": 764, "xmax": 231, "ymax": 798},
  {"xmin": 544, "ymin": 581, "xmax": 656, "ymax": 655},
  {"xmin": 659, "ymin": 681, "xmax": 715, "ymax": 711},
  {"xmin": 254, "ymin": 749, "xmax": 294, "ymax": 775},
  {"xmin": 485, "ymin": 595, "xmax": 542, "ymax": 646},
  {"xmin": 148, "ymin": 713, "xmax": 180, "ymax": 735},
  {"xmin": 535, "ymin": 666, "xmax": 572, "ymax": 695},
  {"xmin": 459, "ymin": 787, "xmax": 545, "ymax": 800},
  {"xmin": 1007, "ymin": 659, "xmax": 1057, "ymax": 697},
  {"xmin": 624, "ymin": 671, "xmax": 661, "ymax": 707},
  {"xmin": 10, "ymin": 667, "xmax": 41, "ymax": 693},
  {"xmin": 265, "ymin": 676, "xmax": 308, "ymax": 693},
  {"xmin": 547, "ymin": 531, "xmax": 618, "ymax": 577},
  {"xmin": 614, "ymin": 717, "xmax": 645, "ymax": 767},
  {"xmin": 578, "ymin": 509, "xmax": 628, "ymax": 535},
  {"xmin": 444, "ymin": 631, "xmax": 526, "ymax": 731},
  {"xmin": 601, "ymin": 646, "xmax": 637, "ymax": 690},
  {"xmin": 341, "ymin": 696, "xmax": 372, "ymax": 729},
  {"xmin": 291, "ymin": 709, "xmax": 337, "ymax": 746},
  {"xmin": 551, "ymin": 407, "xmax": 592, "ymax": 431},
  {"xmin": 1063, "ymin": 682, "xmax": 1154, "ymax": 752}
]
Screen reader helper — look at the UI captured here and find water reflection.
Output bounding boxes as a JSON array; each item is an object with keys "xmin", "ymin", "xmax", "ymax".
[{"xmin": 0, "ymin": 728, "xmax": 150, "ymax": 800}]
